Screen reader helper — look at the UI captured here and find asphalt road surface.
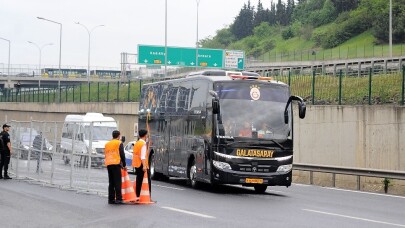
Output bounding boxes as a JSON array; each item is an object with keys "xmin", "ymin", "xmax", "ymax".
[{"xmin": 1, "ymin": 174, "xmax": 404, "ymax": 228}]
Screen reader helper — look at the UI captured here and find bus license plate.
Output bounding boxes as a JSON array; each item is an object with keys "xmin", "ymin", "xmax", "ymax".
[{"xmin": 246, "ymin": 178, "xmax": 263, "ymax": 184}]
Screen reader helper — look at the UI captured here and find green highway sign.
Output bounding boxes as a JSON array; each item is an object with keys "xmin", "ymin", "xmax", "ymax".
[
  {"xmin": 138, "ymin": 45, "xmax": 244, "ymax": 70},
  {"xmin": 224, "ymin": 50, "xmax": 245, "ymax": 70}
]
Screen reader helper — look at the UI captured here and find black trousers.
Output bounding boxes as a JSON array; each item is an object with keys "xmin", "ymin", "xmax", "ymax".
[
  {"xmin": 135, "ymin": 164, "xmax": 151, "ymax": 198},
  {"xmin": 107, "ymin": 164, "xmax": 122, "ymax": 202},
  {"xmin": 0, "ymin": 153, "xmax": 10, "ymax": 177}
]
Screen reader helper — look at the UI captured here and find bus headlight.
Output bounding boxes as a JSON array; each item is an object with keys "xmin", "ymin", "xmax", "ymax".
[
  {"xmin": 213, "ymin": 160, "xmax": 231, "ymax": 170},
  {"xmin": 277, "ymin": 164, "xmax": 292, "ymax": 173}
]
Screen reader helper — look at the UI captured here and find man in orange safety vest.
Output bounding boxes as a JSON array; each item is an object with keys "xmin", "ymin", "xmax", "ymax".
[
  {"xmin": 105, "ymin": 130, "xmax": 126, "ymax": 204},
  {"xmin": 132, "ymin": 129, "xmax": 151, "ymax": 198}
]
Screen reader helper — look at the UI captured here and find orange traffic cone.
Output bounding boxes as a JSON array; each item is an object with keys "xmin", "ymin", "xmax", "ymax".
[
  {"xmin": 137, "ymin": 171, "xmax": 155, "ymax": 204},
  {"xmin": 121, "ymin": 169, "xmax": 136, "ymax": 202}
]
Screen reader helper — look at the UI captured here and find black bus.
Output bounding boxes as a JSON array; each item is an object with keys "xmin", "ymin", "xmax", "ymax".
[{"xmin": 138, "ymin": 72, "xmax": 306, "ymax": 193}]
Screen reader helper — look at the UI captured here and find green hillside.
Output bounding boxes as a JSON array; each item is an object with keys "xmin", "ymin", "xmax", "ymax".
[
  {"xmin": 199, "ymin": 0, "xmax": 405, "ymax": 62},
  {"xmin": 256, "ymin": 30, "xmax": 405, "ymax": 62}
]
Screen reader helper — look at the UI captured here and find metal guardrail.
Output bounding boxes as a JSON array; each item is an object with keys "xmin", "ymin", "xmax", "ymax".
[{"xmin": 293, "ymin": 163, "xmax": 405, "ymax": 190}]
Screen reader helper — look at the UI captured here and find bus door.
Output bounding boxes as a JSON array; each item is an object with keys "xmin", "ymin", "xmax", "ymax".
[
  {"xmin": 190, "ymin": 109, "xmax": 210, "ymax": 180},
  {"xmin": 162, "ymin": 118, "xmax": 170, "ymax": 176},
  {"xmin": 168, "ymin": 118, "xmax": 184, "ymax": 176}
]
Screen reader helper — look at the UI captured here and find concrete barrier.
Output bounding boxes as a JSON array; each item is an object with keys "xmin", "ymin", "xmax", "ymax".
[{"xmin": 1, "ymin": 103, "xmax": 404, "ymax": 171}]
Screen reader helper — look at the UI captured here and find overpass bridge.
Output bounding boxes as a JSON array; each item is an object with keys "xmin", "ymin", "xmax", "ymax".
[
  {"xmin": 0, "ymin": 76, "xmax": 120, "ymax": 90},
  {"xmin": 1, "ymin": 56, "xmax": 405, "ymax": 90}
]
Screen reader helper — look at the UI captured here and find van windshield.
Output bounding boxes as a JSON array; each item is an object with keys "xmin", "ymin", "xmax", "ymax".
[{"xmin": 84, "ymin": 126, "xmax": 116, "ymax": 141}]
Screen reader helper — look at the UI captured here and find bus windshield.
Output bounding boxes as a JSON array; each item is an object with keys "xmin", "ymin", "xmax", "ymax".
[
  {"xmin": 84, "ymin": 126, "xmax": 116, "ymax": 141},
  {"xmin": 215, "ymin": 81, "xmax": 291, "ymax": 140}
]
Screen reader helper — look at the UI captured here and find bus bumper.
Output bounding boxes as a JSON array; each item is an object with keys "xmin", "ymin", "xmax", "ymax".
[{"xmin": 211, "ymin": 167, "xmax": 292, "ymax": 187}]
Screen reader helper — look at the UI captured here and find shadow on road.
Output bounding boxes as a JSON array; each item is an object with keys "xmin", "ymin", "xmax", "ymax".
[{"xmin": 154, "ymin": 177, "xmax": 287, "ymax": 197}]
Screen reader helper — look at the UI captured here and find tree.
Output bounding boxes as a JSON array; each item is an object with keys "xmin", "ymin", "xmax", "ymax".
[
  {"xmin": 276, "ymin": 0, "xmax": 286, "ymax": 25},
  {"xmin": 285, "ymin": 0, "xmax": 295, "ymax": 25},
  {"xmin": 199, "ymin": 28, "xmax": 235, "ymax": 49},
  {"xmin": 331, "ymin": 0, "xmax": 360, "ymax": 14},
  {"xmin": 254, "ymin": 0, "xmax": 268, "ymax": 27},
  {"xmin": 267, "ymin": 2, "xmax": 277, "ymax": 26},
  {"xmin": 370, "ymin": 0, "xmax": 405, "ymax": 43},
  {"xmin": 231, "ymin": 1, "xmax": 255, "ymax": 39}
]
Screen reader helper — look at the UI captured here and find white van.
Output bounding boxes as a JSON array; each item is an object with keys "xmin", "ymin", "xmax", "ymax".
[{"xmin": 60, "ymin": 112, "xmax": 118, "ymax": 167}]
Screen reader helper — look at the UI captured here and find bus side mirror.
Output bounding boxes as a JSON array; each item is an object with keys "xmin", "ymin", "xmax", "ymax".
[
  {"xmin": 298, "ymin": 102, "xmax": 306, "ymax": 119},
  {"xmin": 121, "ymin": 136, "xmax": 126, "ymax": 143},
  {"xmin": 212, "ymin": 99, "xmax": 220, "ymax": 114},
  {"xmin": 284, "ymin": 96, "xmax": 306, "ymax": 124},
  {"xmin": 209, "ymin": 90, "xmax": 220, "ymax": 115}
]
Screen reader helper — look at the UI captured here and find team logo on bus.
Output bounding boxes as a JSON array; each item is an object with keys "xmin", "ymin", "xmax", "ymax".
[{"xmin": 250, "ymin": 85, "xmax": 260, "ymax": 100}]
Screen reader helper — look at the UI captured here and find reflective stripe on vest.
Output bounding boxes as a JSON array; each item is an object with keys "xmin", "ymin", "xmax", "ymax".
[
  {"xmin": 132, "ymin": 140, "xmax": 147, "ymax": 168},
  {"xmin": 104, "ymin": 139, "xmax": 121, "ymax": 166}
]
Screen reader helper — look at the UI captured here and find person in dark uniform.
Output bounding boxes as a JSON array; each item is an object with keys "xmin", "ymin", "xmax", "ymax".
[
  {"xmin": 0, "ymin": 124, "xmax": 12, "ymax": 179},
  {"xmin": 132, "ymin": 129, "xmax": 151, "ymax": 199},
  {"xmin": 104, "ymin": 130, "xmax": 126, "ymax": 204}
]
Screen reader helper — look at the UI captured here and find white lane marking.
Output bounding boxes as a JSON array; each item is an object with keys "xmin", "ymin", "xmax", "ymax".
[
  {"xmin": 268, "ymin": 190, "xmax": 284, "ymax": 194},
  {"xmin": 161, "ymin": 206, "xmax": 216, "ymax": 219},
  {"xmin": 55, "ymin": 168, "xmax": 71, "ymax": 172},
  {"xmin": 292, "ymin": 183, "xmax": 310, "ymax": 187},
  {"xmin": 303, "ymin": 209, "xmax": 405, "ymax": 227},
  {"xmin": 322, "ymin": 187, "xmax": 405, "ymax": 199},
  {"xmin": 153, "ymin": 184, "xmax": 185, "ymax": 191}
]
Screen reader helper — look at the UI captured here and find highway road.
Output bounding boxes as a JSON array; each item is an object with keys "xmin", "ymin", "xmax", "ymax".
[{"xmin": 2, "ymin": 158, "xmax": 405, "ymax": 228}]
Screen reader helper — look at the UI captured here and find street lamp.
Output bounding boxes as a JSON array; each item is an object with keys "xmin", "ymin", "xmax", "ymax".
[
  {"xmin": 389, "ymin": 0, "xmax": 392, "ymax": 58},
  {"xmin": 0, "ymin": 37, "xmax": 11, "ymax": 85},
  {"xmin": 195, "ymin": 0, "xmax": 201, "ymax": 69},
  {"xmin": 0, "ymin": 37, "xmax": 10, "ymax": 76},
  {"xmin": 165, "ymin": 0, "xmax": 168, "ymax": 77},
  {"xmin": 28, "ymin": 41, "xmax": 53, "ymax": 75},
  {"xmin": 75, "ymin": 22, "xmax": 105, "ymax": 80},
  {"xmin": 37, "ymin": 17, "xmax": 62, "ymax": 76}
]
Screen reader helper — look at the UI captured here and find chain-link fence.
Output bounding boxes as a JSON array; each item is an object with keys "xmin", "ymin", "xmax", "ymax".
[{"xmin": 8, "ymin": 119, "xmax": 125, "ymax": 195}]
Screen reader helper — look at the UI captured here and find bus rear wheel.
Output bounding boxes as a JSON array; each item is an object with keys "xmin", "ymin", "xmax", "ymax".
[
  {"xmin": 254, "ymin": 185, "xmax": 267, "ymax": 193},
  {"xmin": 188, "ymin": 160, "xmax": 199, "ymax": 189}
]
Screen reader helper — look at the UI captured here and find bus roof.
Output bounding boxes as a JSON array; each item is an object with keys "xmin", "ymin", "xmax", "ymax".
[{"xmin": 145, "ymin": 70, "xmax": 285, "ymax": 85}]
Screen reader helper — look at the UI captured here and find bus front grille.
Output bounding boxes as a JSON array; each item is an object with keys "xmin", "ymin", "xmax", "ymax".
[{"xmin": 238, "ymin": 164, "xmax": 276, "ymax": 173}]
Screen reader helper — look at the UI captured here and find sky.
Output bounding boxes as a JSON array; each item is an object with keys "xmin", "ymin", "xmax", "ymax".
[{"xmin": 0, "ymin": 0, "xmax": 273, "ymax": 70}]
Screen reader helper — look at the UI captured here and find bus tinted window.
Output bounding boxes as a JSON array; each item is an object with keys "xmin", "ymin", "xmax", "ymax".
[{"xmin": 215, "ymin": 81, "xmax": 289, "ymax": 102}]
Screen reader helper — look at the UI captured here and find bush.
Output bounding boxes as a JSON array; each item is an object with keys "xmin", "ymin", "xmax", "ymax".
[
  {"xmin": 320, "ymin": 8, "xmax": 371, "ymax": 48},
  {"xmin": 282, "ymin": 27, "xmax": 294, "ymax": 40}
]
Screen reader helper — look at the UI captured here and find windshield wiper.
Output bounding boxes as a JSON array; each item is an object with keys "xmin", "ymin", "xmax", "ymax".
[{"xmin": 268, "ymin": 139, "xmax": 285, "ymax": 150}]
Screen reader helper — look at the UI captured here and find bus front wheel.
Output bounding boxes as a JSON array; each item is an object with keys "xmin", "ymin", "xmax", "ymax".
[
  {"xmin": 254, "ymin": 185, "xmax": 267, "ymax": 193},
  {"xmin": 149, "ymin": 154, "xmax": 157, "ymax": 180},
  {"xmin": 188, "ymin": 160, "xmax": 199, "ymax": 189}
]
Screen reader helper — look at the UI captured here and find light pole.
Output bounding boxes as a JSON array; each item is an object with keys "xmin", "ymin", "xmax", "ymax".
[
  {"xmin": 195, "ymin": 0, "xmax": 201, "ymax": 70},
  {"xmin": 28, "ymin": 41, "xmax": 53, "ymax": 75},
  {"xmin": 165, "ymin": 0, "xmax": 167, "ymax": 77},
  {"xmin": 0, "ymin": 37, "xmax": 11, "ymax": 88},
  {"xmin": 75, "ymin": 22, "xmax": 105, "ymax": 80},
  {"xmin": 37, "ymin": 17, "xmax": 62, "ymax": 76},
  {"xmin": 389, "ymin": 0, "xmax": 392, "ymax": 58}
]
